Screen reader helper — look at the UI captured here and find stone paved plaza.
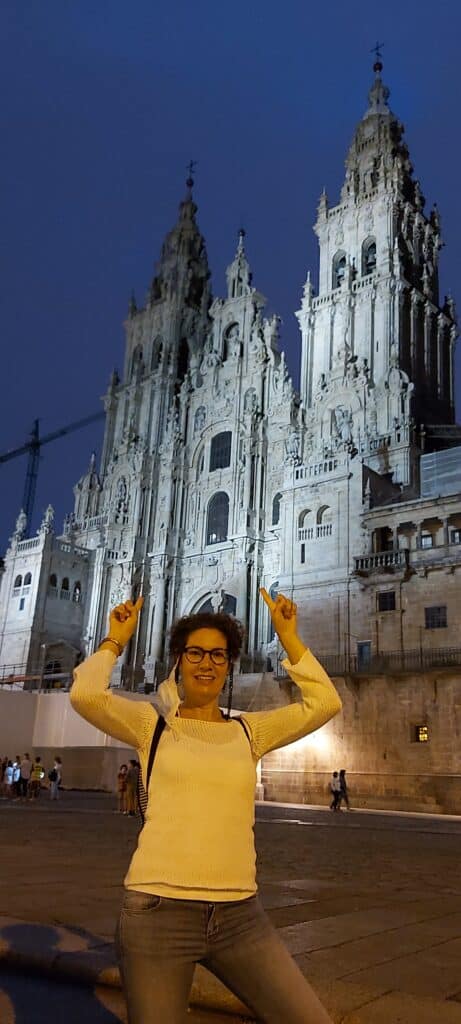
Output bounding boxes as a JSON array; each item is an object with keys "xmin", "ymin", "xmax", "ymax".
[{"xmin": 1, "ymin": 793, "xmax": 461, "ymax": 1022}]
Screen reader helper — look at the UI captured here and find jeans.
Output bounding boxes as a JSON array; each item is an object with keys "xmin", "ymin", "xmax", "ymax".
[
  {"xmin": 50, "ymin": 780, "xmax": 59, "ymax": 800},
  {"xmin": 115, "ymin": 890, "xmax": 333, "ymax": 1024}
]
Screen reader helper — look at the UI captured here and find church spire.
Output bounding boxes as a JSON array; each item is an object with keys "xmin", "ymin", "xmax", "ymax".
[
  {"xmin": 149, "ymin": 164, "xmax": 211, "ymax": 313},
  {"xmin": 226, "ymin": 228, "xmax": 253, "ymax": 300}
]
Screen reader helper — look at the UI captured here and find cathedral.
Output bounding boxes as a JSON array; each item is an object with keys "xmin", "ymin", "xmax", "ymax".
[{"xmin": 1, "ymin": 58, "xmax": 460, "ymax": 695}]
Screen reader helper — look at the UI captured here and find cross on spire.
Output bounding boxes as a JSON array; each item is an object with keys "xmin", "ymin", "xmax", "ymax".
[
  {"xmin": 186, "ymin": 159, "xmax": 196, "ymax": 189},
  {"xmin": 371, "ymin": 40, "xmax": 384, "ymax": 72}
]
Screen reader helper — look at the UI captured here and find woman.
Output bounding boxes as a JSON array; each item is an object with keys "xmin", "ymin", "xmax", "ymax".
[{"xmin": 70, "ymin": 589, "xmax": 342, "ymax": 1023}]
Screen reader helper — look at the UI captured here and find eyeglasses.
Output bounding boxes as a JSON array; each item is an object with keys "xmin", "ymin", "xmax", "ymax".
[{"xmin": 183, "ymin": 646, "xmax": 230, "ymax": 666}]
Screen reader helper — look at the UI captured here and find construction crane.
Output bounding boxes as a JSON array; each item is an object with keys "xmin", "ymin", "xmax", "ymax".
[{"xmin": 0, "ymin": 411, "xmax": 106, "ymax": 536}]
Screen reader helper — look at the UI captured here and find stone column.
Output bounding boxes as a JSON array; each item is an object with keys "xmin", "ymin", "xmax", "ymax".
[{"xmin": 151, "ymin": 575, "xmax": 167, "ymax": 661}]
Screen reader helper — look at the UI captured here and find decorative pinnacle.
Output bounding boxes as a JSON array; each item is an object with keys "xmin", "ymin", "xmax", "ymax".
[{"xmin": 237, "ymin": 227, "xmax": 246, "ymax": 253}]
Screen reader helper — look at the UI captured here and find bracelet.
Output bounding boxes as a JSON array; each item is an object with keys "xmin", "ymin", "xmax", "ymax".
[{"xmin": 100, "ymin": 636, "xmax": 124, "ymax": 656}]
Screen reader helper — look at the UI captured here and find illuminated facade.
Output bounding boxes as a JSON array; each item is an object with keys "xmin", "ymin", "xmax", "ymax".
[{"xmin": 1, "ymin": 61, "xmax": 460, "ymax": 685}]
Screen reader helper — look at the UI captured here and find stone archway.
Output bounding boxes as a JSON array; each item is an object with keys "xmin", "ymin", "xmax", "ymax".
[{"xmin": 196, "ymin": 592, "xmax": 237, "ymax": 616}]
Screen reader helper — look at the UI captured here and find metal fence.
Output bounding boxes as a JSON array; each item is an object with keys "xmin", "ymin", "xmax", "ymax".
[
  {"xmin": 276, "ymin": 646, "xmax": 461, "ymax": 678},
  {"xmin": 3, "ymin": 645, "xmax": 461, "ymax": 693}
]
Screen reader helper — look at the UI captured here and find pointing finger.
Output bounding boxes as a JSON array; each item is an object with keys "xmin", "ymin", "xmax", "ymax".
[{"xmin": 259, "ymin": 587, "xmax": 275, "ymax": 611}]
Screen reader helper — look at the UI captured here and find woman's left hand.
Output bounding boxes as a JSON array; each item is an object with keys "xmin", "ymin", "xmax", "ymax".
[
  {"xmin": 260, "ymin": 588, "xmax": 306, "ymax": 665},
  {"xmin": 259, "ymin": 588, "xmax": 297, "ymax": 642}
]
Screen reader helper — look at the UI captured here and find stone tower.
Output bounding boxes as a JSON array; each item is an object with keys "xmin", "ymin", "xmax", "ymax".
[{"xmin": 297, "ymin": 58, "xmax": 457, "ymax": 488}]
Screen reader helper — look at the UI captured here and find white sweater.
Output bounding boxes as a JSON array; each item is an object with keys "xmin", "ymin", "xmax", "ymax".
[{"xmin": 70, "ymin": 649, "xmax": 341, "ymax": 901}]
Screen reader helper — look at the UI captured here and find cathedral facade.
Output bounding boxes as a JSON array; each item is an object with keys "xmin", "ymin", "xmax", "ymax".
[{"xmin": 1, "ymin": 61, "xmax": 460, "ymax": 691}]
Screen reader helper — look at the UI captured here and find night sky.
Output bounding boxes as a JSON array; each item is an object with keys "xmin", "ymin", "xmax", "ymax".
[{"xmin": 1, "ymin": 0, "xmax": 460, "ymax": 549}]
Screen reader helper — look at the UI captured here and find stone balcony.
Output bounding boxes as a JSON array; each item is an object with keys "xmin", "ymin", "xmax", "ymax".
[{"xmin": 354, "ymin": 549, "xmax": 409, "ymax": 574}]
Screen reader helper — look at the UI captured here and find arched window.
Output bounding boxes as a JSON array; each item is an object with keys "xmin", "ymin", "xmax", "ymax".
[
  {"xmin": 49, "ymin": 573, "xmax": 57, "ymax": 589},
  {"xmin": 272, "ymin": 493, "xmax": 282, "ymax": 526},
  {"xmin": 23, "ymin": 572, "xmax": 32, "ymax": 586},
  {"xmin": 61, "ymin": 577, "xmax": 69, "ymax": 590},
  {"xmin": 362, "ymin": 238, "xmax": 377, "ymax": 276},
  {"xmin": 316, "ymin": 504, "xmax": 333, "ymax": 538},
  {"xmin": 210, "ymin": 431, "xmax": 232, "ymax": 471},
  {"xmin": 332, "ymin": 251, "xmax": 346, "ymax": 289},
  {"xmin": 206, "ymin": 492, "xmax": 229, "ymax": 545},
  {"xmin": 73, "ymin": 581, "xmax": 82, "ymax": 603},
  {"xmin": 131, "ymin": 345, "xmax": 144, "ymax": 380},
  {"xmin": 14, "ymin": 575, "xmax": 22, "ymax": 590},
  {"xmin": 150, "ymin": 337, "xmax": 163, "ymax": 372}
]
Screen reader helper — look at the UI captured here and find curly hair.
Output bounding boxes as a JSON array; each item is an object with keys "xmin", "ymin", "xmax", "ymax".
[{"xmin": 169, "ymin": 612, "xmax": 245, "ymax": 663}]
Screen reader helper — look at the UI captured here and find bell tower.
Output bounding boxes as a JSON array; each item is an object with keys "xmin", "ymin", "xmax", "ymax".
[{"xmin": 297, "ymin": 58, "xmax": 457, "ymax": 486}]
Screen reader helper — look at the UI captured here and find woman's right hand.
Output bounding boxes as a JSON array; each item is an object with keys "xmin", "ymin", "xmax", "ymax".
[{"xmin": 107, "ymin": 597, "xmax": 144, "ymax": 650}]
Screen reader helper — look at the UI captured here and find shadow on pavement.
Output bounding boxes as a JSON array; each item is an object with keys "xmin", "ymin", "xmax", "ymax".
[{"xmin": 0, "ymin": 922, "xmax": 124, "ymax": 1023}]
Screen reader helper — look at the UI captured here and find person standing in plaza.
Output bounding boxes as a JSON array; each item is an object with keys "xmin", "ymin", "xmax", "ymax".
[
  {"xmin": 117, "ymin": 763, "xmax": 128, "ymax": 813},
  {"xmin": 3, "ymin": 760, "xmax": 14, "ymax": 798},
  {"xmin": 19, "ymin": 753, "xmax": 32, "ymax": 801},
  {"xmin": 329, "ymin": 770, "xmax": 341, "ymax": 811},
  {"xmin": 125, "ymin": 760, "xmax": 138, "ymax": 817},
  {"xmin": 337, "ymin": 768, "xmax": 350, "ymax": 811},
  {"xmin": 49, "ymin": 756, "xmax": 62, "ymax": 800},
  {"xmin": 28, "ymin": 757, "xmax": 44, "ymax": 799},
  {"xmin": 70, "ymin": 589, "xmax": 342, "ymax": 1024},
  {"xmin": 12, "ymin": 756, "xmax": 21, "ymax": 799}
]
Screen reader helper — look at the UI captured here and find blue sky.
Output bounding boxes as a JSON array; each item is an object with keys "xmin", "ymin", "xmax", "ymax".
[{"xmin": 1, "ymin": 0, "xmax": 460, "ymax": 546}]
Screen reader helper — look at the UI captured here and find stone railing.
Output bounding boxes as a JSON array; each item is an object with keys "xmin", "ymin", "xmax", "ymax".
[
  {"xmin": 354, "ymin": 550, "xmax": 408, "ymax": 573},
  {"xmin": 298, "ymin": 524, "xmax": 333, "ymax": 541},
  {"xmin": 294, "ymin": 458, "xmax": 340, "ymax": 482},
  {"xmin": 17, "ymin": 537, "xmax": 42, "ymax": 552}
]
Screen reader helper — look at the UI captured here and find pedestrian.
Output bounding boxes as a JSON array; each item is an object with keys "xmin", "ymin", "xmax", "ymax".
[
  {"xmin": 117, "ymin": 764, "xmax": 128, "ymax": 813},
  {"xmin": 19, "ymin": 753, "xmax": 32, "ymax": 801},
  {"xmin": 125, "ymin": 760, "xmax": 138, "ymax": 817},
  {"xmin": 70, "ymin": 590, "xmax": 342, "ymax": 1023},
  {"xmin": 12, "ymin": 756, "xmax": 21, "ymax": 799},
  {"xmin": 329, "ymin": 770, "xmax": 341, "ymax": 811},
  {"xmin": 3, "ymin": 760, "xmax": 14, "ymax": 798},
  {"xmin": 29, "ymin": 756, "xmax": 44, "ymax": 799},
  {"xmin": 338, "ymin": 768, "xmax": 350, "ymax": 811},
  {"xmin": 48, "ymin": 756, "xmax": 62, "ymax": 800}
]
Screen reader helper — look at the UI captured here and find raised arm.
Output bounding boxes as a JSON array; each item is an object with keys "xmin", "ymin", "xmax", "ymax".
[
  {"xmin": 241, "ymin": 589, "xmax": 342, "ymax": 760},
  {"xmin": 70, "ymin": 597, "xmax": 156, "ymax": 750}
]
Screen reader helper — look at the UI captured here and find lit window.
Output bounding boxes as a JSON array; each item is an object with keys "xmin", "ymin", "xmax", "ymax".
[
  {"xmin": 210, "ymin": 432, "xmax": 232, "ymax": 471},
  {"xmin": 206, "ymin": 492, "xmax": 229, "ymax": 545},
  {"xmin": 425, "ymin": 605, "xmax": 447, "ymax": 629},
  {"xmin": 415, "ymin": 725, "xmax": 429, "ymax": 743},
  {"xmin": 377, "ymin": 591, "xmax": 396, "ymax": 612}
]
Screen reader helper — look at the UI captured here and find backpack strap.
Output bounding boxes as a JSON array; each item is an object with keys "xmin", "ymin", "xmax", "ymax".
[
  {"xmin": 234, "ymin": 716, "xmax": 252, "ymax": 748},
  {"xmin": 137, "ymin": 715, "xmax": 166, "ymax": 826}
]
